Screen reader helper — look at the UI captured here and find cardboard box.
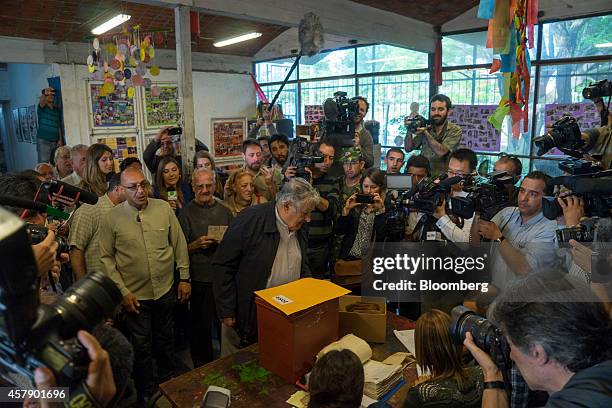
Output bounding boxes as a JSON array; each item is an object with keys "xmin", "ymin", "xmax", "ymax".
[
  {"xmin": 255, "ymin": 278, "xmax": 350, "ymax": 383},
  {"xmin": 339, "ymin": 295, "xmax": 387, "ymax": 343}
]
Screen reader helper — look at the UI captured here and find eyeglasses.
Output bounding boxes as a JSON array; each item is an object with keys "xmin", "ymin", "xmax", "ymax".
[
  {"xmin": 122, "ymin": 180, "xmax": 150, "ymax": 192},
  {"xmin": 447, "ymin": 169, "xmax": 471, "ymax": 177}
]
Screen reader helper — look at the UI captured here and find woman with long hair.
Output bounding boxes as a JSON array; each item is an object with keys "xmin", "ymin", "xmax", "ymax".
[
  {"xmin": 154, "ymin": 156, "xmax": 192, "ymax": 214},
  {"xmin": 403, "ymin": 309, "xmax": 484, "ymax": 408},
  {"xmin": 337, "ymin": 167, "xmax": 387, "ymax": 261},
  {"xmin": 194, "ymin": 150, "xmax": 224, "ymax": 199},
  {"xmin": 222, "ymin": 169, "xmax": 266, "ymax": 216},
  {"xmin": 79, "ymin": 143, "xmax": 114, "ymax": 197}
]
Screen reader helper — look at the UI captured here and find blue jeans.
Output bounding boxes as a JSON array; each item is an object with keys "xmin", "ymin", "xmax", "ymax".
[{"xmin": 36, "ymin": 138, "xmax": 58, "ymax": 163}]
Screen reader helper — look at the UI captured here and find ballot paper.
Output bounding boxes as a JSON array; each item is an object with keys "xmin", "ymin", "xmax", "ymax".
[
  {"xmin": 363, "ymin": 360, "xmax": 403, "ymax": 399},
  {"xmin": 394, "ymin": 329, "xmax": 416, "ymax": 355},
  {"xmin": 317, "ymin": 333, "xmax": 372, "ymax": 364},
  {"xmin": 286, "ymin": 390, "xmax": 378, "ymax": 408},
  {"xmin": 207, "ymin": 225, "xmax": 228, "ymax": 242}
]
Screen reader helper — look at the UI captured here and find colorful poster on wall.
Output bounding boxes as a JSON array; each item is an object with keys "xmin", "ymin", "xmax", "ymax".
[
  {"xmin": 12, "ymin": 108, "xmax": 23, "ymax": 143},
  {"xmin": 543, "ymin": 103, "xmax": 600, "ymax": 156},
  {"xmin": 96, "ymin": 136, "xmax": 138, "ymax": 172},
  {"xmin": 18, "ymin": 107, "xmax": 30, "ymax": 143},
  {"xmin": 90, "ymin": 84, "xmax": 135, "ymax": 127},
  {"xmin": 304, "ymin": 105, "xmax": 325, "ymax": 125},
  {"xmin": 211, "ymin": 118, "xmax": 246, "ymax": 161},
  {"xmin": 26, "ymin": 105, "xmax": 38, "ymax": 144},
  {"xmin": 450, "ymin": 105, "xmax": 501, "ymax": 152},
  {"xmin": 144, "ymin": 85, "xmax": 180, "ymax": 128}
]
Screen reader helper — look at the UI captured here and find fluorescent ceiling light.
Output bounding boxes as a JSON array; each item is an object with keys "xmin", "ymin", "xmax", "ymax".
[
  {"xmin": 365, "ymin": 55, "xmax": 409, "ymax": 64},
  {"xmin": 92, "ymin": 14, "xmax": 131, "ymax": 35},
  {"xmin": 594, "ymin": 42, "xmax": 612, "ymax": 48},
  {"xmin": 214, "ymin": 32, "xmax": 262, "ymax": 47}
]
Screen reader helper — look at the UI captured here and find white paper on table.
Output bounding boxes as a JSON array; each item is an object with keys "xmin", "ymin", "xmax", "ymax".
[
  {"xmin": 393, "ymin": 329, "xmax": 416, "ymax": 355},
  {"xmin": 363, "ymin": 360, "xmax": 402, "ymax": 384},
  {"xmin": 361, "ymin": 394, "xmax": 378, "ymax": 407}
]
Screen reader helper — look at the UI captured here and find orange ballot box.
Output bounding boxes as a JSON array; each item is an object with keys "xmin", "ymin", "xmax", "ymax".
[{"xmin": 255, "ymin": 278, "xmax": 351, "ymax": 382}]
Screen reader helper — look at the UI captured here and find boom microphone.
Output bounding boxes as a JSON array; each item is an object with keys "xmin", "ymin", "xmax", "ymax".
[
  {"xmin": 0, "ymin": 196, "xmax": 69, "ymax": 220},
  {"xmin": 44, "ymin": 180, "xmax": 98, "ymax": 205}
]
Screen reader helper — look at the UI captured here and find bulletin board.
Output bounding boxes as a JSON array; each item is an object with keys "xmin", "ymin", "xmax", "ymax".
[
  {"xmin": 211, "ymin": 117, "xmax": 246, "ymax": 163},
  {"xmin": 144, "ymin": 84, "xmax": 180, "ymax": 128},
  {"xmin": 450, "ymin": 105, "xmax": 501, "ymax": 152},
  {"xmin": 96, "ymin": 136, "xmax": 139, "ymax": 172},
  {"xmin": 89, "ymin": 83, "xmax": 136, "ymax": 128}
]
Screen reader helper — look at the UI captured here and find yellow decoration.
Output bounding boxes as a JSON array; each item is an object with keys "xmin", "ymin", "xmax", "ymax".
[
  {"xmin": 127, "ymin": 87, "xmax": 135, "ymax": 98},
  {"xmin": 149, "ymin": 65, "xmax": 160, "ymax": 76},
  {"xmin": 129, "ymin": 57, "xmax": 135, "ymax": 66},
  {"xmin": 102, "ymin": 82, "xmax": 115, "ymax": 94},
  {"xmin": 140, "ymin": 48, "xmax": 145, "ymax": 61},
  {"xmin": 87, "ymin": 65, "xmax": 95, "ymax": 73},
  {"xmin": 149, "ymin": 47, "xmax": 155, "ymax": 58}
]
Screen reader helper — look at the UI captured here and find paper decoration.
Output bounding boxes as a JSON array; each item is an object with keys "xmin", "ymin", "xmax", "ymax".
[
  {"xmin": 12, "ymin": 108, "xmax": 23, "ymax": 142},
  {"xmin": 144, "ymin": 85, "xmax": 179, "ymax": 128},
  {"xmin": 90, "ymin": 83, "xmax": 135, "ymax": 127},
  {"xmin": 211, "ymin": 118, "xmax": 247, "ymax": 160},
  {"xmin": 96, "ymin": 136, "xmax": 138, "ymax": 172},
  {"xmin": 479, "ymin": 0, "xmax": 537, "ymax": 139},
  {"xmin": 26, "ymin": 105, "xmax": 38, "ymax": 144},
  {"xmin": 18, "ymin": 107, "xmax": 29, "ymax": 142},
  {"xmin": 304, "ymin": 105, "xmax": 325, "ymax": 125},
  {"xmin": 450, "ymin": 105, "xmax": 502, "ymax": 152}
]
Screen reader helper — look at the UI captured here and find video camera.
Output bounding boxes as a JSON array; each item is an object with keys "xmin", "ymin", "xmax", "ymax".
[
  {"xmin": 541, "ymin": 172, "xmax": 612, "ymax": 221},
  {"xmin": 0, "ymin": 207, "xmax": 121, "ymax": 389},
  {"xmin": 404, "ymin": 114, "xmax": 432, "ymax": 134},
  {"xmin": 320, "ymin": 91, "xmax": 359, "ymax": 148},
  {"xmin": 450, "ymin": 171, "xmax": 514, "ymax": 221},
  {"xmin": 285, "ymin": 136, "xmax": 323, "ymax": 182},
  {"xmin": 450, "ymin": 306, "xmax": 511, "ymax": 393}
]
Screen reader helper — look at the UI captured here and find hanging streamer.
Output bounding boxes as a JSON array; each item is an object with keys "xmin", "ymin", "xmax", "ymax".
[{"xmin": 250, "ymin": 73, "xmax": 269, "ymax": 104}]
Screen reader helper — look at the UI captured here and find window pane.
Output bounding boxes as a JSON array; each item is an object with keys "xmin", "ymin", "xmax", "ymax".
[
  {"xmin": 358, "ymin": 73, "xmax": 430, "ymax": 147},
  {"xmin": 255, "ymin": 57, "xmax": 297, "ymax": 83},
  {"xmin": 299, "ymin": 78, "xmax": 356, "ymax": 124},
  {"xmin": 531, "ymin": 158, "xmax": 565, "ymax": 177},
  {"xmin": 357, "ymin": 44, "xmax": 428, "ymax": 74},
  {"xmin": 439, "ymin": 68, "xmax": 534, "ymax": 156},
  {"xmin": 534, "ymin": 61, "xmax": 612, "ymax": 156},
  {"xmin": 541, "ymin": 15, "xmax": 612, "ymax": 60},
  {"xmin": 299, "ymin": 49, "xmax": 356, "ymax": 79},
  {"xmin": 442, "ymin": 32, "xmax": 493, "ymax": 66},
  {"xmin": 260, "ymin": 83, "xmax": 298, "ymax": 129}
]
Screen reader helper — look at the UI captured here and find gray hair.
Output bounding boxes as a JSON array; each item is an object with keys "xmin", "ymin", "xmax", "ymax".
[
  {"xmin": 35, "ymin": 162, "xmax": 53, "ymax": 172},
  {"xmin": 53, "ymin": 145, "xmax": 71, "ymax": 163},
  {"xmin": 276, "ymin": 178, "xmax": 320, "ymax": 211},
  {"xmin": 71, "ymin": 144, "xmax": 88, "ymax": 154},
  {"xmin": 192, "ymin": 167, "xmax": 216, "ymax": 183}
]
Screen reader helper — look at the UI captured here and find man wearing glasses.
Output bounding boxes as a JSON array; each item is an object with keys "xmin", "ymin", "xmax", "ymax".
[
  {"xmin": 432, "ymin": 148, "xmax": 477, "ymax": 243},
  {"xmin": 99, "ymin": 167, "xmax": 191, "ymax": 404},
  {"xmin": 477, "ymin": 171, "xmax": 560, "ymax": 289}
]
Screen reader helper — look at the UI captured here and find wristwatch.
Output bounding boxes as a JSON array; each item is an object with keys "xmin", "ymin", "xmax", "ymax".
[
  {"xmin": 495, "ymin": 234, "xmax": 505, "ymax": 243},
  {"xmin": 483, "ymin": 381, "xmax": 506, "ymax": 390}
]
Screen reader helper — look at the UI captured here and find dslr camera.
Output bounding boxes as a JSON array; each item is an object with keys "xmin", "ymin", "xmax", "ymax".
[
  {"xmin": 541, "ymin": 173, "xmax": 612, "ymax": 220},
  {"xmin": 0, "ymin": 207, "xmax": 121, "ymax": 388},
  {"xmin": 582, "ymin": 79, "xmax": 612, "ymax": 100},
  {"xmin": 285, "ymin": 136, "xmax": 323, "ymax": 182},
  {"xmin": 533, "ymin": 115, "xmax": 583, "ymax": 156},
  {"xmin": 26, "ymin": 223, "xmax": 69, "ymax": 258},
  {"xmin": 320, "ymin": 91, "xmax": 359, "ymax": 148},
  {"xmin": 450, "ymin": 306, "xmax": 511, "ymax": 392}
]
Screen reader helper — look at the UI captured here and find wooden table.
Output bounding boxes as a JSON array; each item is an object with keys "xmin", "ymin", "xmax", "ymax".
[{"xmin": 160, "ymin": 312, "xmax": 416, "ymax": 407}]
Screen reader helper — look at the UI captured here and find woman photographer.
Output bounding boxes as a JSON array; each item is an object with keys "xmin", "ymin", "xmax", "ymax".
[
  {"xmin": 403, "ymin": 309, "xmax": 484, "ymax": 408},
  {"xmin": 337, "ymin": 168, "xmax": 387, "ymax": 260},
  {"xmin": 154, "ymin": 157, "xmax": 192, "ymax": 215},
  {"xmin": 79, "ymin": 143, "xmax": 114, "ymax": 197},
  {"xmin": 222, "ymin": 169, "xmax": 267, "ymax": 216}
]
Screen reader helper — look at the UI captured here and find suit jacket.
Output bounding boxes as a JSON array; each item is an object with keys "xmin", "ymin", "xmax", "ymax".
[
  {"xmin": 336, "ymin": 207, "xmax": 387, "ymax": 259},
  {"xmin": 212, "ymin": 201, "xmax": 311, "ymax": 344}
]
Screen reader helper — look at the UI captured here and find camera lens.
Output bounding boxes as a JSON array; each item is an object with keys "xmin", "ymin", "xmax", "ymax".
[
  {"xmin": 450, "ymin": 305, "xmax": 499, "ymax": 353},
  {"xmin": 54, "ymin": 272, "xmax": 122, "ymax": 339}
]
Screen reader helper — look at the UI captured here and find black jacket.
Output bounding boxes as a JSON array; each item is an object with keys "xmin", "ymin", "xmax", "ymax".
[
  {"xmin": 212, "ymin": 201, "xmax": 311, "ymax": 344},
  {"xmin": 336, "ymin": 208, "xmax": 387, "ymax": 260},
  {"xmin": 143, "ymin": 139, "xmax": 209, "ymax": 174}
]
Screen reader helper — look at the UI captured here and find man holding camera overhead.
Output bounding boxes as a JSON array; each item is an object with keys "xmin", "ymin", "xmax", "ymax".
[
  {"xmin": 404, "ymin": 94, "xmax": 463, "ymax": 177},
  {"xmin": 37, "ymin": 87, "xmax": 63, "ymax": 163}
]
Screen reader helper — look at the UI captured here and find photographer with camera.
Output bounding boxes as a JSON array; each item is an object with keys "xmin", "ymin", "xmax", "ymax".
[
  {"xmin": 143, "ymin": 126, "xmax": 210, "ymax": 175},
  {"xmin": 403, "ymin": 155, "xmax": 431, "ymax": 241},
  {"xmin": 248, "ymin": 104, "xmax": 277, "ymax": 139},
  {"xmin": 476, "ymin": 171, "xmax": 560, "ymax": 289},
  {"xmin": 404, "ymin": 94, "xmax": 463, "ymax": 177},
  {"xmin": 460, "ymin": 274, "xmax": 612, "ymax": 408},
  {"xmin": 36, "ymin": 87, "xmax": 63, "ymax": 163},
  {"xmin": 353, "ymin": 97, "xmax": 375, "ymax": 169},
  {"xmin": 433, "ymin": 148, "xmax": 477, "ymax": 243}
]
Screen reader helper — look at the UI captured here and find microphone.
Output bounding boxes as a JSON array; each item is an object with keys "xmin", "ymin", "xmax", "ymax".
[
  {"xmin": 0, "ymin": 196, "xmax": 69, "ymax": 220},
  {"xmin": 44, "ymin": 180, "xmax": 98, "ymax": 205}
]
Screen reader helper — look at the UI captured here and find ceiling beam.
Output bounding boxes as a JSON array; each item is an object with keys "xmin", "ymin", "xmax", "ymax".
[{"xmin": 127, "ymin": 0, "xmax": 436, "ymax": 53}]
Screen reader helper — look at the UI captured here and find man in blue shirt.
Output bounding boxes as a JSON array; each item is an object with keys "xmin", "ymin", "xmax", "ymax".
[
  {"xmin": 36, "ymin": 87, "xmax": 62, "ymax": 163},
  {"xmin": 477, "ymin": 171, "xmax": 560, "ymax": 289}
]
